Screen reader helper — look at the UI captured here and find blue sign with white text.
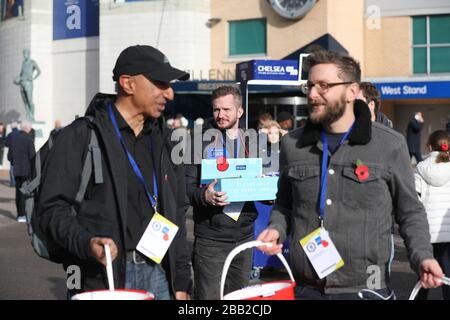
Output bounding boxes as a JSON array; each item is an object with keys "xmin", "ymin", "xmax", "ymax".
[
  {"xmin": 374, "ymin": 81, "xmax": 450, "ymax": 100},
  {"xmin": 53, "ymin": 0, "xmax": 99, "ymax": 40},
  {"xmin": 236, "ymin": 60, "xmax": 299, "ymax": 83}
]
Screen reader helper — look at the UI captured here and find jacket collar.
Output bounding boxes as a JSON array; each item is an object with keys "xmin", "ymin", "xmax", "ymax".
[{"xmin": 298, "ymin": 99, "xmax": 372, "ymax": 148}]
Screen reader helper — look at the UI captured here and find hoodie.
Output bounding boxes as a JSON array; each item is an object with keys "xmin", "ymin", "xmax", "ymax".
[{"xmin": 415, "ymin": 151, "xmax": 450, "ymax": 243}]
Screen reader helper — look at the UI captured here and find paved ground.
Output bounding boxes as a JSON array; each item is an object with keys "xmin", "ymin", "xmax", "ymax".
[{"xmin": 0, "ymin": 171, "xmax": 443, "ymax": 300}]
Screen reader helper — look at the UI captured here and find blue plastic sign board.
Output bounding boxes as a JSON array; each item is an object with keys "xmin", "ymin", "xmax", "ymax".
[
  {"xmin": 53, "ymin": 0, "xmax": 99, "ymax": 40},
  {"xmin": 236, "ymin": 60, "xmax": 299, "ymax": 83},
  {"xmin": 201, "ymin": 158, "xmax": 262, "ymax": 183},
  {"xmin": 215, "ymin": 176, "xmax": 279, "ymax": 202},
  {"xmin": 374, "ymin": 81, "xmax": 450, "ymax": 100}
]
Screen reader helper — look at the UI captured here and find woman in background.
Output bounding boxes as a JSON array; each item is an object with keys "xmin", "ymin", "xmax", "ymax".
[{"xmin": 415, "ymin": 130, "xmax": 450, "ymax": 300}]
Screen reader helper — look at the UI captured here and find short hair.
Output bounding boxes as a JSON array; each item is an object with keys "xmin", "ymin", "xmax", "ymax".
[
  {"xmin": 211, "ymin": 85, "xmax": 242, "ymax": 108},
  {"xmin": 259, "ymin": 112, "xmax": 273, "ymax": 122},
  {"xmin": 304, "ymin": 50, "xmax": 361, "ymax": 83},
  {"xmin": 359, "ymin": 82, "xmax": 381, "ymax": 113},
  {"xmin": 20, "ymin": 121, "xmax": 31, "ymax": 131}
]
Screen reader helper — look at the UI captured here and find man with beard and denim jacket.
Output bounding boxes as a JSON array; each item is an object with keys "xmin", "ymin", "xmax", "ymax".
[{"xmin": 257, "ymin": 50, "xmax": 444, "ymax": 300}]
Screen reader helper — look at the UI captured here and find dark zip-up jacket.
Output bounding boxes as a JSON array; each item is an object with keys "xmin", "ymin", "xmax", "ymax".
[
  {"xmin": 185, "ymin": 127, "xmax": 258, "ymax": 242},
  {"xmin": 269, "ymin": 100, "xmax": 433, "ymax": 294},
  {"xmin": 37, "ymin": 93, "xmax": 191, "ymax": 294}
]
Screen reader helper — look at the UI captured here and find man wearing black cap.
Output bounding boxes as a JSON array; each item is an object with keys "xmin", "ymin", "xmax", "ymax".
[
  {"xmin": 37, "ymin": 45, "xmax": 192, "ymax": 299},
  {"xmin": 277, "ymin": 111, "xmax": 294, "ymax": 133}
]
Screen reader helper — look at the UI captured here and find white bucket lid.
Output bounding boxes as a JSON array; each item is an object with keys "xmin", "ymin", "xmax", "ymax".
[{"xmin": 72, "ymin": 290, "xmax": 154, "ymax": 300}]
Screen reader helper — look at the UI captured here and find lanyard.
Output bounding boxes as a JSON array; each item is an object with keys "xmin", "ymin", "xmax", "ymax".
[
  {"xmin": 108, "ymin": 103, "xmax": 158, "ymax": 211},
  {"xmin": 319, "ymin": 124, "xmax": 354, "ymax": 225},
  {"xmin": 216, "ymin": 131, "xmax": 248, "ymax": 158}
]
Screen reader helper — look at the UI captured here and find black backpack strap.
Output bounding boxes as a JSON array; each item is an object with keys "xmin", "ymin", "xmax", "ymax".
[{"xmin": 75, "ymin": 125, "xmax": 103, "ymax": 205}]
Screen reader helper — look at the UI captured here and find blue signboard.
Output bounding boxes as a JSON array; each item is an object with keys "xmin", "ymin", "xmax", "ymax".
[
  {"xmin": 236, "ymin": 60, "xmax": 299, "ymax": 83},
  {"xmin": 374, "ymin": 81, "xmax": 450, "ymax": 100},
  {"xmin": 53, "ymin": 0, "xmax": 99, "ymax": 40}
]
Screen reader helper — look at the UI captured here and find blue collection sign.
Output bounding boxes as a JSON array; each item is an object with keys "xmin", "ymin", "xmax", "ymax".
[
  {"xmin": 236, "ymin": 60, "xmax": 299, "ymax": 83},
  {"xmin": 374, "ymin": 81, "xmax": 450, "ymax": 100},
  {"xmin": 53, "ymin": 0, "xmax": 99, "ymax": 40}
]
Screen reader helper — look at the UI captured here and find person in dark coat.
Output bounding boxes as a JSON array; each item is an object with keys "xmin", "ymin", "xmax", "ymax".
[
  {"xmin": 37, "ymin": 45, "xmax": 191, "ymax": 299},
  {"xmin": 5, "ymin": 122, "xmax": 19, "ymax": 187},
  {"xmin": 7, "ymin": 121, "xmax": 35, "ymax": 222},
  {"xmin": 407, "ymin": 112, "xmax": 424, "ymax": 163},
  {"xmin": 0, "ymin": 122, "xmax": 6, "ymax": 165},
  {"xmin": 357, "ymin": 82, "xmax": 393, "ymax": 128}
]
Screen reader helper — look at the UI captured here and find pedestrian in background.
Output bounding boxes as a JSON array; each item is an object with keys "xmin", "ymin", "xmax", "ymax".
[
  {"xmin": 0, "ymin": 122, "xmax": 6, "ymax": 165},
  {"xmin": 415, "ymin": 130, "xmax": 450, "ymax": 300},
  {"xmin": 407, "ymin": 112, "xmax": 424, "ymax": 163},
  {"xmin": 7, "ymin": 121, "xmax": 35, "ymax": 222},
  {"xmin": 5, "ymin": 122, "xmax": 19, "ymax": 187},
  {"xmin": 357, "ymin": 82, "xmax": 393, "ymax": 128}
]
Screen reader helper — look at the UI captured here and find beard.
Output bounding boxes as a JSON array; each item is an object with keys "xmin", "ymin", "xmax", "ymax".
[{"xmin": 308, "ymin": 93, "xmax": 347, "ymax": 126}]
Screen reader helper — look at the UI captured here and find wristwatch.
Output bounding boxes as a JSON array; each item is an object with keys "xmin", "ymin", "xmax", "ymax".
[{"xmin": 268, "ymin": 0, "xmax": 317, "ymax": 20}]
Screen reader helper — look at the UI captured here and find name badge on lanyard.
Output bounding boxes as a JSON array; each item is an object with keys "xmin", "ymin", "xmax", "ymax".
[
  {"xmin": 299, "ymin": 124, "xmax": 354, "ymax": 278},
  {"xmin": 108, "ymin": 103, "xmax": 178, "ymax": 263}
]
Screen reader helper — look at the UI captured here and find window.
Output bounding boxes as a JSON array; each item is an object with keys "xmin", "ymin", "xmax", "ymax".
[
  {"xmin": 412, "ymin": 15, "xmax": 450, "ymax": 74},
  {"xmin": 229, "ymin": 19, "xmax": 266, "ymax": 56}
]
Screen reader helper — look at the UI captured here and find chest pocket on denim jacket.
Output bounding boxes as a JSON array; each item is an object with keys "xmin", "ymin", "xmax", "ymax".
[
  {"xmin": 341, "ymin": 166, "xmax": 384, "ymax": 210},
  {"xmin": 287, "ymin": 165, "xmax": 320, "ymax": 207}
]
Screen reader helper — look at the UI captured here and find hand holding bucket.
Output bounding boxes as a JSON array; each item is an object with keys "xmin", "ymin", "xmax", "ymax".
[
  {"xmin": 220, "ymin": 240, "xmax": 296, "ymax": 300},
  {"xmin": 71, "ymin": 244, "xmax": 154, "ymax": 300}
]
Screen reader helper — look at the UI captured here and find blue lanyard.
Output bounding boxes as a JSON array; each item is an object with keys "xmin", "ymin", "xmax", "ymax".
[
  {"xmin": 220, "ymin": 133, "xmax": 240, "ymax": 159},
  {"xmin": 319, "ymin": 124, "xmax": 354, "ymax": 224},
  {"xmin": 108, "ymin": 103, "xmax": 158, "ymax": 210}
]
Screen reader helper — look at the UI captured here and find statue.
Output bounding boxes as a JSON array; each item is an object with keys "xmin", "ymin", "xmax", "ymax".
[{"xmin": 14, "ymin": 49, "xmax": 41, "ymax": 121}]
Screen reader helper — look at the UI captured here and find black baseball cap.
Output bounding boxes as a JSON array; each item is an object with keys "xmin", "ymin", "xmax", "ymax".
[
  {"xmin": 112, "ymin": 45, "xmax": 189, "ymax": 82},
  {"xmin": 277, "ymin": 111, "xmax": 293, "ymax": 122}
]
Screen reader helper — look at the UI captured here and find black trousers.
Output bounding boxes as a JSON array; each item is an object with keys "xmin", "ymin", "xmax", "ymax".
[
  {"xmin": 15, "ymin": 176, "xmax": 27, "ymax": 218},
  {"xmin": 410, "ymin": 151, "xmax": 423, "ymax": 163},
  {"xmin": 192, "ymin": 235, "xmax": 253, "ymax": 300}
]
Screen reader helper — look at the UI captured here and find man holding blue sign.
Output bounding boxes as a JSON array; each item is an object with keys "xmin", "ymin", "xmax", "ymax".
[
  {"xmin": 257, "ymin": 50, "xmax": 444, "ymax": 300},
  {"xmin": 38, "ymin": 45, "xmax": 191, "ymax": 300},
  {"xmin": 185, "ymin": 86, "xmax": 259, "ymax": 300}
]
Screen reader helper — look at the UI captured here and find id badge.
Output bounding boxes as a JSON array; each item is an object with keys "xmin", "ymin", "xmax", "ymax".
[
  {"xmin": 207, "ymin": 148, "xmax": 223, "ymax": 159},
  {"xmin": 222, "ymin": 202, "xmax": 245, "ymax": 221},
  {"xmin": 136, "ymin": 212, "xmax": 179, "ymax": 264},
  {"xmin": 299, "ymin": 227, "xmax": 344, "ymax": 279}
]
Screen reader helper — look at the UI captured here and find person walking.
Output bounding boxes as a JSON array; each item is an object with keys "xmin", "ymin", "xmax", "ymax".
[
  {"xmin": 257, "ymin": 50, "xmax": 443, "ymax": 300},
  {"xmin": 407, "ymin": 112, "xmax": 424, "ymax": 163},
  {"xmin": 7, "ymin": 121, "xmax": 35, "ymax": 222},
  {"xmin": 37, "ymin": 45, "xmax": 191, "ymax": 299},
  {"xmin": 5, "ymin": 122, "xmax": 19, "ymax": 187},
  {"xmin": 414, "ymin": 130, "xmax": 450, "ymax": 300}
]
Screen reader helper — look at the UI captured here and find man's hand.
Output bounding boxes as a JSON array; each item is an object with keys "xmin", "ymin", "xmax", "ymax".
[
  {"xmin": 89, "ymin": 237, "xmax": 118, "ymax": 266},
  {"xmin": 175, "ymin": 291, "xmax": 190, "ymax": 300},
  {"xmin": 420, "ymin": 259, "xmax": 444, "ymax": 289},
  {"xmin": 204, "ymin": 179, "xmax": 230, "ymax": 207},
  {"xmin": 256, "ymin": 228, "xmax": 282, "ymax": 255}
]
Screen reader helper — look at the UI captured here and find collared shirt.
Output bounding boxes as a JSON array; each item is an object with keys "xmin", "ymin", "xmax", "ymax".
[{"xmin": 111, "ymin": 105, "xmax": 162, "ymax": 251}]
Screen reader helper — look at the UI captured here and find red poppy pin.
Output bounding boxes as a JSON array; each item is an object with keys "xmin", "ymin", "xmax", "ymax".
[
  {"xmin": 216, "ymin": 156, "xmax": 229, "ymax": 172},
  {"xmin": 441, "ymin": 143, "xmax": 449, "ymax": 152},
  {"xmin": 355, "ymin": 159, "xmax": 369, "ymax": 182}
]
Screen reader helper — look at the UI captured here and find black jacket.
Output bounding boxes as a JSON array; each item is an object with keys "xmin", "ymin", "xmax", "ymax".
[
  {"xmin": 37, "ymin": 93, "xmax": 191, "ymax": 294},
  {"xmin": 406, "ymin": 118, "xmax": 422, "ymax": 153},
  {"xmin": 185, "ymin": 127, "xmax": 258, "ymax": 242},
  {"xmin": 7, "ymin": 131, "xmax": 35, "ymax": 177}
]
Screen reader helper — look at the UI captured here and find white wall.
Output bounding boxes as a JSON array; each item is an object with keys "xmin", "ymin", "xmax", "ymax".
[
  {"xmin": 99, "ymin": 0, "xmax": 211, "ymax": 93},
  {"xmin": 366, "ymin": 0, "xmax": 450, "ymax": 17}
]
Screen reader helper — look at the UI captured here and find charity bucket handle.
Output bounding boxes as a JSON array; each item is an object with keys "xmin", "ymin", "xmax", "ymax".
[
  {"xmin": 408, "ymin": 276, "xmax": 450, "ymax": 300},
  {"xmin": 220, "ymin": 240, "xmax": 295, "ymax": 300},
  {"xmin": 104, "ymin": 244, "xmax": 115, "ymax": 291}
]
